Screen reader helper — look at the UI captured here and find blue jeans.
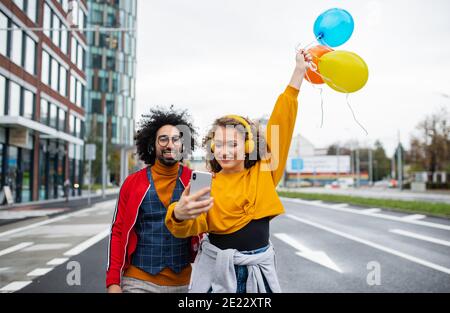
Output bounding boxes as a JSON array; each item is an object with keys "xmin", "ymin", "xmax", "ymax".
[{"xmin": 208, "ymin": 245, "xmax": 272, "ymax": 293}]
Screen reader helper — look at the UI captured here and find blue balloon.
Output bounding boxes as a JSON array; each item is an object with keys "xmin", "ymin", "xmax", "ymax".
[{"xmin": 313, "ymin": 8, "xmax": 354, "ymax": 48}]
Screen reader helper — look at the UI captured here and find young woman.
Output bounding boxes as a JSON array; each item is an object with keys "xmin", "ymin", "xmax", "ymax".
[{"xmin": 165, "ymin": 50, "xmax": 312, "ymax": 293}]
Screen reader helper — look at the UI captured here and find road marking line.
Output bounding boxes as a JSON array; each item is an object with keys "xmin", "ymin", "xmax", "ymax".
[
  {"xmin": 0, "ymin": 281, "xmax": 32, "ymax": 292},
  {"xmin": 0, "ymin": 267, "xmax": 10, "ymax": 273},
  {"xmin": 402, "ymin": 214, "xmax": 426, "ymax": 221},
  {"xmin": 286, "ymin": 214, "xmax": 450, "ymax": 275},
  {"xmin": 0, "ymin": 242, "xmax": 34, "ymax": 257},
  {"xmin": 330, "ymin": 203, "xmax": 348, "ymax": 208},
  {"xmin": 46, "ymin": 258, "xmax": 69, "ymax": 266},
  {"xmin": 64, "ymin": 228, "xmax": 110, "ymax": 256},
  {"xmin": 274, "ymin": 233, "xmax": 342, "ymax": 273},
  {"xmin": 22, "ymin": 243, "xmax": 72, "ymax": 252},
  {"xmin": 27, "ymin": 268, "xmax": 54, "ymax": 277},
  {"xmin": 361, "ymin": 208, "xmax": 381, "ymax": 214},
  {"xmin": 282, "ymin": 198, "xmax": 450, "ymax": 231},
  {"xmin": 390, "ymin": 229, "xmax": 450, "ymax": 247},
  {"xmin": 0, "ymin": 200, "xmax": 116, "ymax": 239}
]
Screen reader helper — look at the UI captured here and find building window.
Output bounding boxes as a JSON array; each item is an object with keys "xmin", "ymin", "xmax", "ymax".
[
  {"xmin": 41, "ymin": 50, "xmax": 50, "ymax": 85},
  {"xmin": 58, "ymin": 108, "xmax": 66, "ymax": 132},
  {"xmin": 75, "ymin": 118, "xmax": 81, "ymax": 138},
  {"xmin": 59, "ymin": 67, "xmax": 67, "ymax": 96},
  {"xmin": 26, "ymin": 0, "xmax": 37, "ymax": 23},
  {"xmin": 62, "ymin": 0, "xmax": 69, "ymax": 12},
  {"xmin": 13, "ymin": 0, "xmax": 24, "ymax": 10},
  {"xmin": 0, "ymin": 11, "xmax": 7, "ymax": 56},
  {"xmin": 40, "ymin": 99, "xmax": 48, "ymax": 125},
  {"xmin": 11, "ymin": 23, "xmax": 23, "ymax": 66},
  {"xmin": 43, "ymin": 4, "xmax": 51, "ymax": 38},
  {"xmin": 23, "ymin": 89, "xmax": 34, "ymax": 120},
  {"xmin": 51, "ymin": 14, "xmax": 60, "ymax": 47},
  {"xmin": 0, "ymin": 75, "xmax": 5, "ymax": 115},
  {"xmin": 77, "ymin": 44, "xmax": 84, "ymax": 70},
  {"xmin": 8, "ymin": 81, "xmax": 21, "ymax": 116},
  {"xmin": 71, "ymin": 37, "xmax": 77, "ymax": 65},
  {"xmin": 76, "ymin": 80, "xmax": 83, "ymax": 107},
  {"xmin": 69, "ymin": 114, "xmax": 75, "ymax": 135},
  {"xmin": 70, "ymin": 75, "xmax": 76, "ymax": 103},
  {"xmin": 24, "ymin": 35, "xmax": 36, "ymax": 75},
  {"xmin": 51, "ymin": 58, "xmax": 59, "ymax": 91},
  {"xmin": 49, "ymin": 102, "xmax": 57, "ymax": 128},
  {"xmin": 61, "ymin": 24, "xmax": 68, "ymax": 54}
]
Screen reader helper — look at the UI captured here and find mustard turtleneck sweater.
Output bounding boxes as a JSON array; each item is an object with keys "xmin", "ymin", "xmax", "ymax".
[
  {"xmin": 123, "ymin": 159, "xmax": 191, "ymax": 286},
  {"xmin": 165, "ymin": 85, "xmax": 299, "ymax": 237}
]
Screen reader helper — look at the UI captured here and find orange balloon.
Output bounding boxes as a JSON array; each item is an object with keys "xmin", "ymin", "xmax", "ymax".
[{"xmin": 305, "ymin": 45, "xmax": 334, "ymax": 84}]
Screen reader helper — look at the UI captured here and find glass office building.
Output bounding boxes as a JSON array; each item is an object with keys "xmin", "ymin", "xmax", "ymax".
[
  {"xmin": 85, "ymin": 0, "xmax": 137, "ymax": 184},
  {"xmin": 0, "ymin": 0, "xmax": 87, "ymax": 203}
]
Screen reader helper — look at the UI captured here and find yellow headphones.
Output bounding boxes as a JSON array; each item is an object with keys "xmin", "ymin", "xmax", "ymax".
[{"xmin": 210, "ymin": 115, "xmax": 255, "ymax": 154}]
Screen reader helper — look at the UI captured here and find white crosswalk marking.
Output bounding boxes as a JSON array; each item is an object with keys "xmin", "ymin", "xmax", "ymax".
[
  {"xmin": 64, "ymin": 228, "xmax": 110, "ymax": 256},
  {"xmin": 390, "ymin": 229, "xmax": 450, "ymax": 247},
  {"xmin": 0, "ymin": 281, "xmax": 32, "ymax": 292},
  {"xmin": 27, "ymin": 268, "xmax": 54, "ymax": 277},
  {"xmin": 47, "ymin": 258, "xmax": 69, "ymax": 266},
  {"xmin": 0, "ymin": 242, "xmax": 34, "ymax": 257}
]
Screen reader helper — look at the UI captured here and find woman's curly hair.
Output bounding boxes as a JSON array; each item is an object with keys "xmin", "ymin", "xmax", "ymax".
[
  {"xmin": 135, "ymin": 106, "xmax": 197, "ymax": 165},
  {"xmin": 202, "ymin": 116, "xmax": 267, "ymax": 173}
]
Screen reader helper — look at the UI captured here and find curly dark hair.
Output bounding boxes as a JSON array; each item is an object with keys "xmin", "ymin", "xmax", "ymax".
[
  {"xmin": 135, "ymin": 106, "xmax": 197, "ymax": 165},
  {"xmin": 202, "ymin": 116, "xmax": 267, "ymax": 173}
]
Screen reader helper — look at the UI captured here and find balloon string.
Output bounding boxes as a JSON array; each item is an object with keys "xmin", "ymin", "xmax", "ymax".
[
  {"xmin": 304, "ymin": 68, "xmax": 325, "ymax": 128},
  {"xmin": 295, "ymin": 39, "xmax": 369, "ymax": 135},
  {"xmin": 308, "ymin": 64, "xmax": 369, "ymax": 136},
  {"xmin": 346, "ymin": 94, "xmax": 369, "ymax": 136}
]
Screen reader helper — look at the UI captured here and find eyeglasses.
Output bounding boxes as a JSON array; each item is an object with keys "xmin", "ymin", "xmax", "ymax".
[{"xmin": 157, "ymin": 135, "xmax": 183, "ymax": 147}]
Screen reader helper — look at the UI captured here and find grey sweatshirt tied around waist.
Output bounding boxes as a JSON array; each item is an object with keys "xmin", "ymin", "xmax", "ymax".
[{"xmin": 188, "ymin": 237, "xmax": 281, "ymax": 293}]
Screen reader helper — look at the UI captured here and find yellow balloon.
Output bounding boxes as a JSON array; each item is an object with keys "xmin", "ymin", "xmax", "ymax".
[{"xmin": 318, "ymin": 51, "xmax": 369, "ymax": 93}]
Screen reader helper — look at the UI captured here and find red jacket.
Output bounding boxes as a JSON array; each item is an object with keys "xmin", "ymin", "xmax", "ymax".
[{"xmin": 106, "ymin": 165, "xmax": 199, "ymax": 288}]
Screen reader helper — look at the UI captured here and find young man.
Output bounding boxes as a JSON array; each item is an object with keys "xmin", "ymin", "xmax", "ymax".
[{"xmin": 106, "ymin": 107, "xmax": 200, "ymax": 293}]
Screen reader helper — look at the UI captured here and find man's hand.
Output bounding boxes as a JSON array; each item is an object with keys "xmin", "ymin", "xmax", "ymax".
[
  {"xmin": 173, "ymin": 184, "xmax": 214, "ymax": 221},
  {"xmin": 107, "ymin": 284, "xmax": 122, "ymax": 293}
]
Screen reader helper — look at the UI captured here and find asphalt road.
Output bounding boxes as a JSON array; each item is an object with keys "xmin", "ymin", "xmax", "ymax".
[{"xmin": 0, "ymin": 197, "xmax": 449, "ymax": 293}]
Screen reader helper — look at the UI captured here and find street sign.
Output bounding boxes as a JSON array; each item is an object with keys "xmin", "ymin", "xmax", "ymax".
[
  {"xmin": 85, "ymin": 144, "xmax": 96, "ymax": 161},
  {"xmin": 291, "ymin": 158, "xmax": 304, "ymax": 171}
]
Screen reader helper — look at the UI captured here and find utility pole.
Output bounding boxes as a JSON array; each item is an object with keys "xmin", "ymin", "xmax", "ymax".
[
  {"xmin": 397, "ymin": 130, "xmax": 403, "ymax": 191},
  {"xmin": 368, "ymin": 148, "xmax": 373, "ymax": 186},
  {"xmin": 102, "ymin": 102, "xmax": 107, "ymax": 199},
  {"xmin": 356, "ymin": 148, "xmax": 360, "ymax": 188},
  {"xmin": 336, "ymin": 144, "xmax": 340, "ymax": 181}
]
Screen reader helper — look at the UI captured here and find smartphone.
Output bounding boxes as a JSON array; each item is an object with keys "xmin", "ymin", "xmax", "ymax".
[{"xmin": 189, "ymin": 171, "xmax": 212, "ymax": 201}]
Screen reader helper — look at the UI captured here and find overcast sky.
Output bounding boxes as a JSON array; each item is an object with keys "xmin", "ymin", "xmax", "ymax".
[{"xmin": 135, "ymin": 0, "xmax": 450, "ymax": 156}]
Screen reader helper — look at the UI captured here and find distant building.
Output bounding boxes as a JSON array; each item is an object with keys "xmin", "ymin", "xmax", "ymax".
[
  {"xmin": 285, "ymin": 134, "xmax": 360, "ymax": 187},
  {"xmin": 0, "ymin": 0, "xmax": 87, "ymax": 203},
  {"xmin": 85, "ymin": 0, "xmax": 137, "ymax": 184}
]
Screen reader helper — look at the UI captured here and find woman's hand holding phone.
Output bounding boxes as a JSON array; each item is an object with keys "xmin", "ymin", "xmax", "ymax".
[{"xmin": 173, "ymin": 183, "xmax": 214, "ymax": 221}]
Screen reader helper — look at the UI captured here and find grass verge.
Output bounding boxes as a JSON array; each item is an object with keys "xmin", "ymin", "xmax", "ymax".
[{"xmin": 278, "ymin": 191, "xmax": 450, "ymax": 219}]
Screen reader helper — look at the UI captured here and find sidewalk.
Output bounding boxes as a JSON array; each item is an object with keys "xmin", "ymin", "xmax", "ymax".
[
  {"xmin": 0, "ymin": 188, "xmax": 119, "ymax": 227},
  {"xmin": 278, "ymin": 186, "xmax": 450, "ymax": 204}
]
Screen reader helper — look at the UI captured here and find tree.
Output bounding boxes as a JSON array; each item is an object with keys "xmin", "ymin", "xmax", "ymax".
[{"xmin": 407, "ymin": 107, "xmax": 450, "ymax": 174}]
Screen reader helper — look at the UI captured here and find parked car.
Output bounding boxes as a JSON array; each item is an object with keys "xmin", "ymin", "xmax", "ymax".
[{"xmin": 325, "ymin": 178, "xmax": 355, "ymax": 189}]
